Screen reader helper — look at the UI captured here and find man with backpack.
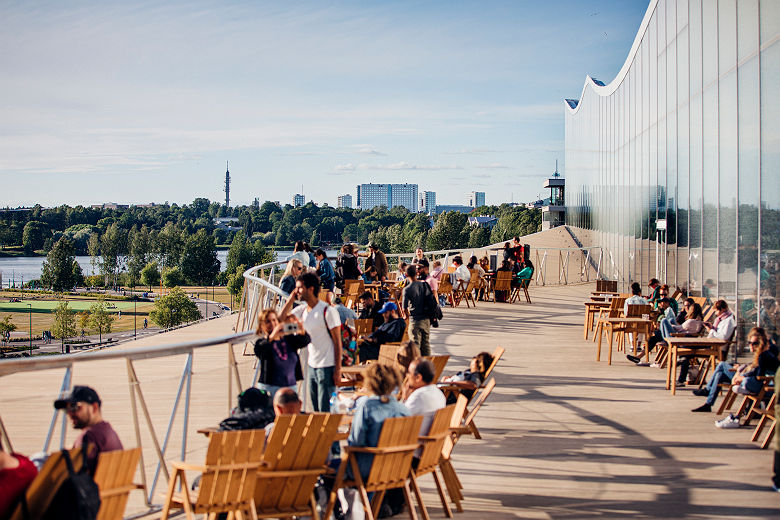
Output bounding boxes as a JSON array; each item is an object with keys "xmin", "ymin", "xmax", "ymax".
[
  {"xmin": 402, "ymin": 265, "xmax": 436, "ymax": 356},
  {"xmin": 54, "ymin": 385, "xmax": 122, "ymax": 475}
]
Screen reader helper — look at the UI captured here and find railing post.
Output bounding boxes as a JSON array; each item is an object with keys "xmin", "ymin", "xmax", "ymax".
[{"xmin": 43, "ymin": 364, "xmax": 71, "ymax": 453}]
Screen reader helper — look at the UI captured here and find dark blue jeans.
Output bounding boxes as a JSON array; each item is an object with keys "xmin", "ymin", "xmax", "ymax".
[{"xmin": 308, "ymin": 365, "xmax": 335, "ymax": 412}]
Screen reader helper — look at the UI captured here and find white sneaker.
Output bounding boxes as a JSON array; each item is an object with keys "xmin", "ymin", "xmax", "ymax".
[
  {"xmin": 715, "ymin": 414, "xmax": 740, "ymax": 429},
  {"xmin": 650, "ymin": 363, "xmax": 661, "ymax": 368}
]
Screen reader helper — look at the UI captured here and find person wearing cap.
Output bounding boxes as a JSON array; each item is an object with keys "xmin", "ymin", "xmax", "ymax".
[
  {"xmin": 368, "ymin": 243, "xmax": 388, "ymax": 282},
  {"xmin": 357, "ymin": 301, "xmax": 406, "ymax": 361},
  {"xmin": 54, "ymin": 385, "xmax": 123, "ymax": 474},
  {"xmin": 401, "ymin": 265, "xmax": 433, "ymax": 356},
  {"xmin": 358, "ymin": 291, "xmax": 384, "ymax": 329}
]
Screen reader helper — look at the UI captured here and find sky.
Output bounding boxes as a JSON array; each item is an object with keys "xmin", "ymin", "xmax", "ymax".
[{"xmin": 0, "ymin": 0, "xmax": 649, "ymax": 209}]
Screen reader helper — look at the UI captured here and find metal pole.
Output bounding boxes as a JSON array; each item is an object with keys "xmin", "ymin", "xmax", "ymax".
[
  {"xmin": 134, "ymin": 297, "xmax": 137, "ymax": 339},
  {"xmin": 43, "ymin": 365, "xmax": 72, "ymax": 452},
  {"xmin": 27, "ymin": 303, "xmax": 32, "ymax": 355}
]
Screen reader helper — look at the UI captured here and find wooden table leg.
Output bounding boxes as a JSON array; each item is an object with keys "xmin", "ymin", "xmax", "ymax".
[
  {"xmin": 666, "ymin": 345, "xmax": 673, "ymax": 390},
  {"xmin": 584, "ymin": 310, "xmax": 591, "ymax": 340},
  {"xmin": 671, "ymin": 347, "xmax": 678, "ymax": 395},
  {"xmin": 644, "ymin": 326, "xmax": 651, "ymax": 363},
  {"xmin": 596, "ymin": 322, "xmax": 604, "ymax": 361},
  {"xmin": 608, "ymin": 324, "xmax": 614, "ymax": 365}
]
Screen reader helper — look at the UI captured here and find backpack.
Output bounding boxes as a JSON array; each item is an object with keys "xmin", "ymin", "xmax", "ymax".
[
  {"xmin": 42, "ymin": 448, "xmax": 101, "ymax": 520},
  {"xmin": 421, "ymin": 281, "xmax": 443, "ymax": 322}
]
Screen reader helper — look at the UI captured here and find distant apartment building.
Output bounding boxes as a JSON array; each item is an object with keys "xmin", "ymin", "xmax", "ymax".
[
  {"xmin": 468, "ymin": 191, "xmax": 486, "ymax": 208},
  {"xmin": 356, "ymin": 183, "xmax": 418, "ymax": 212},
  {"xmin": 293, "ymin": 194, "xmax": 305, "ymax": 207},
  {"xmin": 468, "ymin": 215, "xmax": 497, "ymax": 229},
  {"xmin": 420, "ymin": 191, "xmax": 436, "ymax": 214},
  {"xmin": 434, "ymin": 204, "xmax": 473, "ymax": 215},
  {"xmin": 337, "ymin": 194, "xmax": 353, "ymax": 209},
  {"xmin": 91, "ymin": 203, "xmax": 129, "ymax": 210}
]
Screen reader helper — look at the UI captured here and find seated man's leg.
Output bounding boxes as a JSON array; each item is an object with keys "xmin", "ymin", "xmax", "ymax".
[
  {"xmin": 704, "ymin": 362, "xmax": 733, "ymax": 405},
  {"xmin": 660, "ymin": 318, "xmax": 676, "ymax": 338}
]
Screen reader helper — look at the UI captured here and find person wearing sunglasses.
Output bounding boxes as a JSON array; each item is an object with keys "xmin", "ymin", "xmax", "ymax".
[{"xmin": 53, "ymin": 385, "xmax": 123, "ymax": 474}]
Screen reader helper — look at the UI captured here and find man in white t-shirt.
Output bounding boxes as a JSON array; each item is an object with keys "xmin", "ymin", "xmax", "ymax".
[
  {"xmin": 404, "ymin": 359, "xmax": 446, "ymax": 444},
  {"xmin": 280, "ymin": 272, "xmax": 342, "ymax": 412},
  {"xmin": 452, "ymin": 256, "xmax": 471, "ymax": 287}
]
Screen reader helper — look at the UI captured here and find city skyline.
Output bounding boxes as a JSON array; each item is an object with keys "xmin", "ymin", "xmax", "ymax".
[{"xmin": 0, "ymin": 1, "xmax": 648, "ymax": 208}]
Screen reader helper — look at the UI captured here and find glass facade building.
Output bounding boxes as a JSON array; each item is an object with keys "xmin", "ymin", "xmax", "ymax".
[
  {"xmin": 565, "ymin": 0, "xmax": 779, "ymax": 345},
  {"xmin": 356, "ymin": 183, "xmax": 418, "ymax": 212}
]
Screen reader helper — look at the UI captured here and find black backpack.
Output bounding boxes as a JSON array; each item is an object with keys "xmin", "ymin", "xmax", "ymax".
[{"xmin": 41, "ymin": 448, "xmax": 101, "ymax": 520}]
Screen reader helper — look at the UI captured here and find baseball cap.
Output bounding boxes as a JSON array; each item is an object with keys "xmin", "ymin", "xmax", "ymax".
[
  {"xmin": 54, "ymin": 385, "xmax": 101, "ymax": 409},
  {"xmin": 378, "ymin": 301, "xmax": 398, "ymax": 314}
]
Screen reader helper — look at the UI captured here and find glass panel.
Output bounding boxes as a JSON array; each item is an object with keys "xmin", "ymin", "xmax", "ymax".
[
  {"xmin": 689, "ymin": 0, "xmax": 703, "ymax": 296},
  {"xmin": 760, "ymin": 1, "xmax": 780, "ymax": 343},
  {"xmin": 701, "ymin": 0, "xmax": 718, "ymax": 299}
]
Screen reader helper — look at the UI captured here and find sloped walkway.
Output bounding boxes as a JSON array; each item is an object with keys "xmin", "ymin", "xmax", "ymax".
[{"xmin": 1, "ymin": 284, "xmax": 778, "ymax": 518}]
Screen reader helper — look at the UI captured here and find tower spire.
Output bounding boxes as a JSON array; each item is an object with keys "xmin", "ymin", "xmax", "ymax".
[{"xmin": 224, "ymin": 161, "xmax": 231, "ymax": 208}]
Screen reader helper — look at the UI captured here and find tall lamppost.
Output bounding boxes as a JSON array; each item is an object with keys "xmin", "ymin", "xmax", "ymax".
[
  {"xmin": 26, "ymin": 303, "xmax": 32, "ymax": 355},
  {"xmin": 133, "ymin": 296, "xmax": 137, "ymax": 339}
]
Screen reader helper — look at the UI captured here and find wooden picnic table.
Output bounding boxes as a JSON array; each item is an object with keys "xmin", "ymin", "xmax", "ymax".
[
  {"xmin": 596, "ymin": 317, "xmax": 652, "ymax": 365},
  {"xmin": 664, "ymin": 337, "xmax": 726, "ymax": 395},
  {"xmin": 583, "ymin": 301, "xmax": 611, "ymax": 339}
]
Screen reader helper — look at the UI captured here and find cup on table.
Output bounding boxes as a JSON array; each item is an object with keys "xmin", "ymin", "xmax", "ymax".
[{"xmin": 642, "ymin": 314, "xmax": 649, "ymax": 320}]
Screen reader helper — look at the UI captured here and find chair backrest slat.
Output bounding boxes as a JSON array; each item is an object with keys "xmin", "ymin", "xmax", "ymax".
[
  {"xmin": 482, "ymin": 347, "xmax": 504, "ymax": 382},
  {"xmin": 425, "ymin": 355, "xmax": 450, "ymax": 382},
  {"xmin": 379, "ymin": 344, "xmax": 401, "ymax": 366},
  {"xmin": 416, "ymin": 405, "xmax": 456, "ymax": 474},
  {"xmin": 364, "ymin": 415, "xmax": 423, "ymax": 490},
  {"xmin": 197, "ymin": 430, "xmax": 264, "ymax": 510},
  {"xmin": 464, "ymin": 378, "xmax": 496, "ymax": 427},
  {"xmin": 441, "ymin": 395, "xmax": 468, "ymax": 460},
  {"xmin": 95, "ymin": 448, "xmax": 142, "ymax": 520},
  {"xmin": 354, "ymin": 318, "xmax": 374, "ymax": 336},
  {"xmin": 626, "ymin": 304, "xmax": 651, "ymax": 318}
]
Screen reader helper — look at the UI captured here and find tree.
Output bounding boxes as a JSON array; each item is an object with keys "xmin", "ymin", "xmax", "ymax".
[
  {"xmin": 40, "ymin": 237, "xmax": 79, "ymax": 291},
  {"xmin": 427, "ymin": 212, "xmax": 469, "ymax": 251},
  {"xmin": 89, "ymin": 298, "xmax": 115, "ymax": 344},
  {"xmin": 0, "ymin": 315, "xmax": 16, "ymax": 346},
  {"xmin": 180, "ymin": 229, "xmax": 220, "ymax": 285},
  {"xmin": 227, "ymin": 265, "xmax": 246, "ymax": 298},
  {"xmin": 468, "ymin": 226, "xmax": 492, "ymax": 248},
  {"xmin": 161, "ymin": 266, "xmax": 185, "ymax": 288},
  {"xmin": 52, "ymin": 300, "xmax": 77, "ymax": 353},
  {"xmin": 100, "ymin": 223, "xmax": 124, "ymax": 286},
  {"xmin": 140, "ymin": 262, "xmax": 161, "ymax": 291},
  {"xmin": 22, "ymin": 221, "xmax": 50, "ymax": 253},
  {"xmin": 150, "ymin": 287, "xmax": 202, "ymax": 328},
  {"xmin": 78, "ymin": 312, "xmax": 90, "ymax": 336}
]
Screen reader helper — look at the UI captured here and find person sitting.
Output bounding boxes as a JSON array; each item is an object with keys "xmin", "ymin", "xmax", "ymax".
[
  {"xmin": 403, "ymin": 358, "xmax": 446, "ymax": 439},
  {"xmin": 494, "ymin": 259, "xmax": 513, "ymax": 303},
  {"xmin": 692, "ymin": 327, "xmax": 778, "ymax": 412},
  {"xmin": 54, "ymin": 385, "xmax": 123, "ymax": 475},
  {"xmin": 628, "ymin": 298, "xmax": 699, "ymax": 365},
  {"xmin": 288, "ymin": 241, "xmax": 310, "ymax": 271},
  {"xmin": 452, "ymin": 256, "xmax": 471, "ymax": 287},
  {"xmin": 358, "ymin": 291, "xmax": 384, "ymax": 329},
  {"xmin": 315, "ymin": 249, "xmax": 337, "ymax": 295},
  {"xmin": 0, "ymin": 445, "xmax": 38, "ymax": 519},
  {"xmin": 441, "ymin": 351, "xmax": 494, "ymax": 403},
  {"xmin": 658, "ymin": 284, "xmax": 678, "ymax": 315},
  {"xmin": 517, "ymin": 258, "xmax": 534, "ymax": 281},
  {"xmin": 254, "ymin": 309, "xmax": 310, "ymax": 398},
  {"xmin": 662, "ymin": 299, "xmax": 703, "ymax": 339},
  {"xmin": 396, "ymin": 262, "xmax": 408, "ymax": 282},
  {"xmin": 646, "ymin": 278, "xmax": 661, "ymax": 304},
  {"xmin": 347, "ymin": 364, "xmax": 409, "ymax": 480},
  {"xmin": 357, "ymin": 302, "xmax": 406, "ymax": 361},
  {"xmin": 429, "ymin": 260, "xmax": 447, "ymax": 306},
  {"xmin": 280, "ymin": 259, "xmax": 304, "ymax": 295},
  {"xmin": 624, "ymin": 282, "xmax": 648, "ymax": 315},
  {"xmin": 335, "ymin": 244, "xmax": 361, "ymax": 287},
  {"xmin": 361, "ymin": 265, "xmax": 379, "ymax": 284},
  {"xmin": 264, "ymin": 388, "xmax": 304, "ymax": 444},
  {"xmin": 396, "ymin": 340, "xmax": 421, "ymax": 381}
]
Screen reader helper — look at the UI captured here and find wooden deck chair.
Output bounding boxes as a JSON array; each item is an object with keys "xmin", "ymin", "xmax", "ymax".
[
  {"xmin": 438, "ymin": 275, "xmax": 454, "ymax": 306},
  {"xmin": 481, "ymin": 347, "xmax": 504, "ymax": 386},
  {"xmin": 379, "ymin": 343, "xmax": 402, "ymax": 367},
  {"xmin": 459, "ymin": 378, "xmax": 496, "ymax": 440},
  {"xmin": 618, "ymin": 304, "xmax": 652, "ymax": 353},
  {"xmin": 345, "ymin": 280, "xmax": 365, "ymax": 309},
  {"xmin": 452, "ymin": 276, "xmax": 477, "ymax": 308},
  {"xmin": 750, "ymin": 392, "xmax": 776, "ymax": 449},
  {"xmin": 425, "ymin": 355, "xmax": 450, "ymax": 382},
  {"xmin": 410, "ymin": 405, "xmax": 458, "ymax": 520},
  {"xmin": 733, "ymin": 376, "xmax": 774, "ymax": 425},
  {"xmin": 354, "ymin": 318, "xmax": 374, "ymax": 336},
  {"xmin": 160, "ymin": 430, "xmax": 264, "ymax": 520},
  {"xmin": 9, "ymin": 447, "xmax": 86, "ymax": 520},
  {"xmin": 255, "ymin": 413, "xmax": 342, "ymax": 518},
  {"xmin": 94, "ymin": 448, "xmax": 144, "ymax": 520},
  {"xmin": 510, "ymin": 272, "xmax": 533, "ymax": 304},
  {"xmin": 492, "ymin": 271, "xmax": 513, "ymax": 303},
  {"xmin": 324, "ymin": 415, "xmax": 424, "ymax": 520},
  {"xmin": 592, "ymin": 297, "xmax": 626, "ymax": 346},
  {"xmin": 691, "ymin": 296, "xmax": 707, "ymax": 307},
  {"xmin": 439, "ymin": 395, "xmax": 468, "ymax": 513},
  {"xmin": 670, "ymin": 287, "xmax": 683, "ymax": 301},
  {"xmin": 319, "ymin": 289, "xmax": 332, "ymax": 302}
]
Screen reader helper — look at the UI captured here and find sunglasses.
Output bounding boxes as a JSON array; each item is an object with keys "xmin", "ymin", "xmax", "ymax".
[
  {"xmin": 748, "ymin": 340, "xmax": 760, "ymax": 346},
  {"xmin": 66, "ymin": 402, "xmax": 85, "ymax": 413}
]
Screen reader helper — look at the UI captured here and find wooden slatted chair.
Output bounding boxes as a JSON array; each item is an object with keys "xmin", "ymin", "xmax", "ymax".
[
  {"xmin": 409, "ymin": 405, "xmax": 458, "ymax": 520},
  {"xmin": 459, "ymin": 378, "xmax": 496, "ymax": 440},
  {"xmin": 324, "ymin": 415, "xmax": 424, "ymax": 520},
  {"xmin": 510, "ymin": 271, "xmax": 533, "ymax": 304},
  {"xmin": 354, "ymin": 318, "xmax": 374, "ymax": 336},
  {"xmin": 319, "ymin": 289, "xmax": 332, "ymax": 302},
  {"xmin": 379, "ymin": 344, "xmax": 402, "ymax": 367},
  {"xmin": 345, "ymin": 280, "xmax": 366, "ymax": 309},
  {"xmin": 492, "ymin": 271, "xmax": 513, "ymax": 303},
  {"xmin": 618, "ymin": 303, "xmax": 652, "ymax": 354},
  {"xmin": 439, "ymin": 396, "xmax": 468, "ymax": 513},
  {"xmin": 481, "ymin": 347, "xmax": 505, "ymax": 386},
  {"xmin": 452, "ymin": 275, "xmax": 477, "ymax": 308},
  {"xmin": 425, "ymin": 355, "xmax": 450, "ymax": 382},
  {"xmin": 94, "ymin": 448, "xmax": 144, "ymax": 520},
  {"xmin": 592, "ymin": 297, "xmax": 627, "ymax": 344},
  {"xmin": 9, "ymin": 448, "xmax": 85, "ymax": 520},
  {"xmin": 160, "ymin": 430, "xmax": 264, "ymax": 520},
  {"xmin": 596, "ymin": 280, "xmax": 618, "ymax": 292},
  {"xmin": 750, "ymin": 392, "xmax": 776, "ymax": 449},
  {"xmin": 438, "ymin": 275, "xmax": 454, "ymax": 307},
  {"xmin": 255, "ymin": 413, "xmax": 342, "ymax": 518}
]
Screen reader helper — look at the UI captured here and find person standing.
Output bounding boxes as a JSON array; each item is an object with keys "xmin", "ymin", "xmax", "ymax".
[
  {"xmin": 368, "ymin": 243, "xmax": 389, "ymax": 282},
  {"xmin": 280, "ymin": 273, "xmax": 342, "ymax": 412},
  {"xmin": 402, "ymin": 265, "xmax": 432, "ymax": 356}
]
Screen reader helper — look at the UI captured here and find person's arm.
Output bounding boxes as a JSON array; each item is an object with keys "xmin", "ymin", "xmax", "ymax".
[
  {"xmin": 326, "ymin": 308, "xmax": 342, "ymax": 385},
  {"xmin": 279, "ymin": 289, "xmax": 298, "ymax": 320}
]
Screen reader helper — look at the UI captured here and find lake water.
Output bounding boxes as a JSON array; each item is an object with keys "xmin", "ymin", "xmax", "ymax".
[{"xmin": 0, "ymin": 249, "xmax": 338, "ymax": 286}]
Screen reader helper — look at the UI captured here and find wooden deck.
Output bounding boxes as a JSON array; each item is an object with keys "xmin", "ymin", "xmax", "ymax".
[{"xmin": 1, "ymin": 284, "xmax": 778, "ymax": 518}]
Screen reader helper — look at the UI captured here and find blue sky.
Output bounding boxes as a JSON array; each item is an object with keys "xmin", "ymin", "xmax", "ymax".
[{"xmin": 0, "ymin": 0, "xmax": 649, "ymax": 208}]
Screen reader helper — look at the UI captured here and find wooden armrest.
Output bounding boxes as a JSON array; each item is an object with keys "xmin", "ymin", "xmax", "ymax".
[
  {"xmin": 345, "ymin": 444, "xmax": 420, "ymax": 454},
  {"xmin": 171, "ymin": 461, "xmax": 206, "ymax": 472}
]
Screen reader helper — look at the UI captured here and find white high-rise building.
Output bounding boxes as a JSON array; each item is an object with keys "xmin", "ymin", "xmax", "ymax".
[
  {"xmin": 356, "ymin": 183, "xmax": 418, "ymax": 212},
  {"xmin": 421, "ymin": 191, "xmax": 436, "ymax": 214},
  {"xmin": 293, "ymin": 194, "xmax": 305, "ymax": 207},
  {"xmin": 337, "ymin": 194, "xmax": 353, "ymax": 209},
  {"xmin": 469, "ymin": 191, "xmax": 486, "ymax": 208}
]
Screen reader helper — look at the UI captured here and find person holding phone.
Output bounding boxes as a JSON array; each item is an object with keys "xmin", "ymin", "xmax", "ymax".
[{"xmin": 254, "ymin": 308, "xmax": 310, "ymax": 399}]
